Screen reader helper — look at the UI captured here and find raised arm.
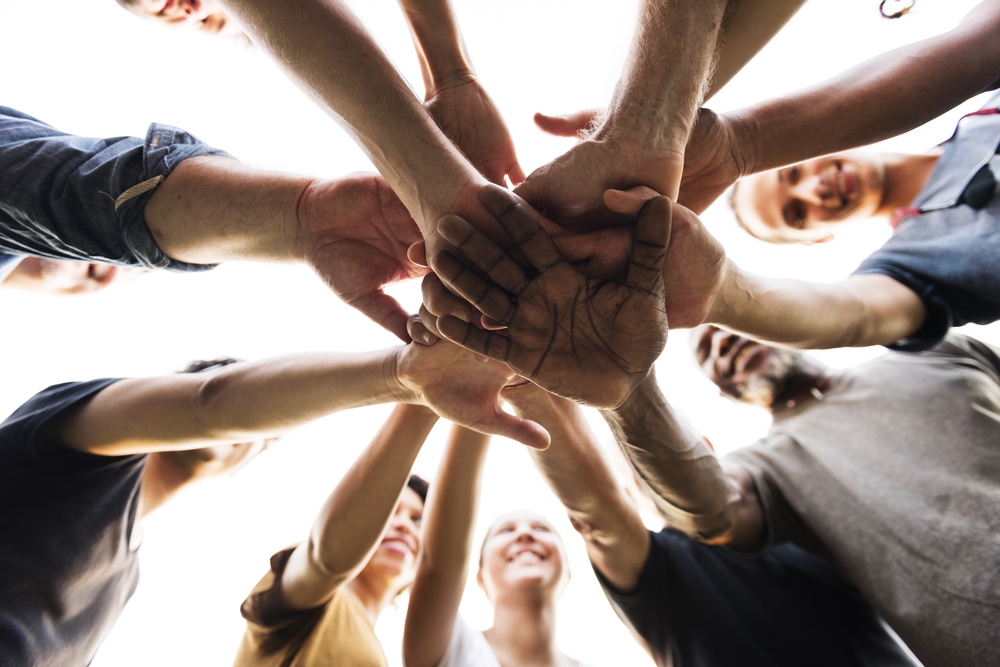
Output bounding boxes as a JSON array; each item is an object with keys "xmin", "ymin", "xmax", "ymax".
[
  {"xmin": 680, "ymin": 0, "xmax": 1000, "ymax": 212},
  {"xmin": 403, "ymin": 424, "xmax": 491, "ymax": 667},
  {"xmin": 59, "ymin": 334, "xmax": 550, "ymax": 457},
  {"xmin": 515, "ymin": 0, "xmax": 730, "ymax": 230},
  {"xmin": 596, "ymin": 185, "xmax": 928, "ymax": 348},
  {"xmin": 503, "ymin": 384, "xmax": 649, "ymax": 591},
  {"xmin": 213, "ymin": 0, "xmax": 507, "ymax": 252},
  {"xmin": 279, "ymin": 404, "xmax": 439, "ymax": 611},
  {"xmin": 600, "ymin": 371, "xmax": 763, "ymax": 547},
  {"xmin": 397, "ymin": 0, "xmax": 524, "ymax": 185}
]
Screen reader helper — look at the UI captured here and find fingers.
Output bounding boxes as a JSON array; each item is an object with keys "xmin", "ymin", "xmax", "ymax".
[
  {"xmin": 407, "ymin": 240, "xmax": 428, "ymax": 267},
  {"xmin": 484, "ymin": 410, "xmax": 551, "ymax": 450},
  {"xmin": 604, "ymin": 186, "xmax": 661, "ymax": 216},
  {"xmin": 407, "ymin": 312, "xmax": 439, "ymax": 346},
  {"xmin": 351, "ymin": 291, "xmax": 413, "ymax": 343},
  {"xmin": 627, "ymin": 196, "xmax": 673, "ymax": 295},
  {"xmin": 478, "ymin": 184, "xmax": 563, "ymax": 273},
  {"xmin": 437, "ymin": 313, "xmax": 512, "ymax": 364},
  {"xmin": 421, "ymin": 272, "xmax": 478, "ymax": 323},
  {"xmin": 533, "ymin": 109, "xmax": 602, "ymax": 137}
]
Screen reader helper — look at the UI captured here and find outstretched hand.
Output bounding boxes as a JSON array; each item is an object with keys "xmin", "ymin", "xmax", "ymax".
[
  {"xmin": 396, "ymin": 315, "xmax": 549, "ymax": 449},
  {"xmin": 426, "ymin": 75, "xmax": 526, "ymax": 187},
  {"xmin": 298, "ymin": 174, "xmax": 430, "ymax": 342},
  {"xmin": 426, "ymin": 184, "xmax": 671, "ymax": 409}
]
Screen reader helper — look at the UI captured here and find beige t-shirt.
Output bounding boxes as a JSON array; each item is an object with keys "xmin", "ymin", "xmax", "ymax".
[
  {"xmin": 233, "ymin": 547, "xmax": 387, "ymax": 667},
  {"xmin": 727, "ymin": 335, "xmax": 1000, "ymax": 667}
]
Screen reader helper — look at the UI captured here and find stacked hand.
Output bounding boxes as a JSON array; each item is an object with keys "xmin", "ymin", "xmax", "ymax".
[
  {"xmin": 423, "ymin": 184, "xmax": 673, "ymax": 410},
  {"xmin": 298, "ymin": 174, "xmax": 429, "ymax": 342},
  {"xmin": 395, "ymin": 316, "xmax": 550, "ymax": 450}
]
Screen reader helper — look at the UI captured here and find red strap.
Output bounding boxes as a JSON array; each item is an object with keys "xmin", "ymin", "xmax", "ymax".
[{"xmin": 890, "ymin": 207, "xmax": 921, "ymax": 229}]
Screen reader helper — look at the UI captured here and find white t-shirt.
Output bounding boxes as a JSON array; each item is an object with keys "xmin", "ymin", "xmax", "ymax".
[{"xmin": 434, "ymin": 617, "xmax": 595, "ymax": 667}]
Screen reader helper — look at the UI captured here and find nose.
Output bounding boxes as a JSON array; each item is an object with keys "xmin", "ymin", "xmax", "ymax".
[
  {"xmin": 789, "ymin": 174, "xmax": 834, "ymax": 207},
  {"xmin": 513, "ymin": 527, "xmax": 536, "ymax": 543}
]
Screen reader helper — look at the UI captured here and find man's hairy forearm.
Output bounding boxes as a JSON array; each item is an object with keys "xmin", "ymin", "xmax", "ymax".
[
  {"xmin": 600, "ymin": 0, "xmax": 730, "ymax": 168},
  {"xmin": 600, "ymin": 371, "xmax": 735, "ymax": 542}
]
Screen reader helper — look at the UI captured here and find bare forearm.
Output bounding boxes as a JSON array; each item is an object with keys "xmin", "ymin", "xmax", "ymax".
[
  {"xmin": 598, "ymin": 0, "xmax": 730, "ymax": 195},
  {"xmin": 404, "ymin": 426, "xmax": 490, "ymax": 667},
  {"xmin": 600, "ymin": 371, "xmax": 735, "ymax": 542},
  {"xmin": 284, "ymin": 404, "xmax": 439, "ymax": 608},
  {"xmin": 216, "ymin": 0, "xmax": 479, "ymax": 234},
  {"xmin": 734, "ymin": 3, "xmax": 1000, "ymax": 174},
  {"xmin": 64, "ymin": 348, "xmax": 412, "ymax": 454},
  {"xmin": 708, "ymin": 263, "xmax": 926, "ymax": 349},
  {"xmin": 398, "ymin": 0, "xmax": 470, "ymax": 90},
  {"xmin": 144, "ymin": 155, "xmax": 307, "ymax": 265}
]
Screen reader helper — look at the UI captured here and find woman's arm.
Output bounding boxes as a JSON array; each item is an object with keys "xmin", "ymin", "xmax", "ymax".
[
  {"xmin": 279, "ymin": 404, "xmax": 439, "ymax": 611},
  {"xmin": 403, "ymin": 425, "xmax": 491, "ymax": 667}
]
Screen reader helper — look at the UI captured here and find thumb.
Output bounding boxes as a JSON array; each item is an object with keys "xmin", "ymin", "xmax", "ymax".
[
  {"xmin": 482, "ymin": 408, "xmax": 551, "ymax": 450},
  {"xmin": 533, "ymin": 109, "xmax": 602, "ymax": 137},
  {"xmin": 604, "ymin": 186, "xmax": 662, "ymax": 216},
  {"xmin": 351, "ymin": 291, "xmax": 413, "ymax": 343}
]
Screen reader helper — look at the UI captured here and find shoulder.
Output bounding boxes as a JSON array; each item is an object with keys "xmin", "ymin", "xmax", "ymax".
[{"xmin": 0, "ymin": 379, "xmax": 125, "ymax": 464}]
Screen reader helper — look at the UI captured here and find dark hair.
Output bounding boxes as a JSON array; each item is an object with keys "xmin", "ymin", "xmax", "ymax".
[
  {"xmin": 406, "ymin": 474, "xmax": 429, "ymax": 504},
  {"xmin": 179, "ymin": 357, "xmax": 242, "ymax": 374}
]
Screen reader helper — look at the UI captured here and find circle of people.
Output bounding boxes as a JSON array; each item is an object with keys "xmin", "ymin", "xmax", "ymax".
[{"xmin": 1, "ymin": 1, "xmax": 998, "ymax": 666}]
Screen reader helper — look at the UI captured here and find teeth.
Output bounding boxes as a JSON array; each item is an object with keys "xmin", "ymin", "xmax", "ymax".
[
  {"xmin": 511, "ymin": 551, "xmax": 542, "ymax": 562},
  {"xmin": 733, "ymin": 345, "xmax": 750, "ymax": 369}
]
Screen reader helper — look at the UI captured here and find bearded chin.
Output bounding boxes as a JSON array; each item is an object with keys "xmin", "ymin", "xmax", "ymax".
[{"xmin": 733, "ymin": 348, "xmax": 804, "ymax": 408}]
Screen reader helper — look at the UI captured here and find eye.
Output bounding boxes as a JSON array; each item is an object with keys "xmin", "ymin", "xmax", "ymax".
[
  {"xmin": 783, "ymin": 201, "xmax": 806, "ymax": 229},
  {"xmin": 411, "ymin": 515, "xmax": 422, "ymax": 527},
  {"xmin": 788, "ymin": 165, "xmax": 800, "ymax": 185},
  {"xmin": 497, "ymin": 526, "xmax": 514, "ymax": 534},
  {"xmin": 532, "ymin": 524, "xmax": 551, "ymax": 533}
]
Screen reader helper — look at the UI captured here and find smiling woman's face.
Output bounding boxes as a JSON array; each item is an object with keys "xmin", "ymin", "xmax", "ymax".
[
  {"xmin": 117, "ymin": 0, "xmax": 244, "ymax": 37},
  {"xmin": 478, "ymin": 511, "xmax": 568, "ymax": 603},
  {"xmin": 359, "ymin": 487, "xmax": 424, "ymax": 587},
  {"xmin": 733, "ymin": 151, "xmax": 887, "ymax": 244}
]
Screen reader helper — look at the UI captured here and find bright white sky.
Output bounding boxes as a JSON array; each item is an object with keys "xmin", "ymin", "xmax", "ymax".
[{"xmin": 0, "ymin": 1, "xmax": 996, "ymax": 665}]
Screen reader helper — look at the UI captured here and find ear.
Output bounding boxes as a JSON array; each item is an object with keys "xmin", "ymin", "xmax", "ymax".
[
  {"xmin": 803, "ymin": 234, "xmax": 834, "ymax": 246},
  {"xmin": 476, "ymin": 569, "xmax": 485, "ymax": 591}
]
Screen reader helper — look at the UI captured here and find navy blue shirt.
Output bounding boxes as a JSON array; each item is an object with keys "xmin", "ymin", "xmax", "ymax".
[
  {"xmin": 595, "ymin": 529, "xmax": 916, "ymax": 667},
  {"xmin": 854, "ymin": 92, "xmax": 1000, "ymax": 351},
  {"xmin": 0, "ymin": 379, "xmax": 146, "ymax": 667}
]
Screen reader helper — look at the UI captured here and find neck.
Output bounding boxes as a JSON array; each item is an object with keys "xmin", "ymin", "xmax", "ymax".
[
  {"xmin": 484, "ymin": 592, "xmax": 566, "ymax": 667},
  {"xmin": 346, "ymin": 572, "xmax": 397, "ymax": 625},
  {"xmin": 877, "ymin": 152, "xmax": 941, "ymax": 215},
  {"xmin": 770, "ymin": 361, "xmax": 832, "ymax": 415}
]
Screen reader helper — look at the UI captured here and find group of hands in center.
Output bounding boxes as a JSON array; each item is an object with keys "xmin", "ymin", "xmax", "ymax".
[{"xmin": 302, "ymin": 79, "xmax": 748, "ymax": 449}]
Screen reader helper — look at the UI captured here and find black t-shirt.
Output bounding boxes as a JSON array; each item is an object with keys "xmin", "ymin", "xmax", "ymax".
[
  {"xmin": 595, "ymin": 528, "xmax": 916, "ymax": 667},
  {"xmin": 0, "ymin": 379, "xmax": 146, "ymax": 667}
]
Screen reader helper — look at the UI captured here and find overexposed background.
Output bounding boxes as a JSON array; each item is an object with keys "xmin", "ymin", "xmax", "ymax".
[{"xmin": 1, "ymin": 0, "xmax": 996, "ymax": 665}]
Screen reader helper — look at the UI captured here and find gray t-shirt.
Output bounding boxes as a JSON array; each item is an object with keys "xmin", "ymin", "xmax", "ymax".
[{"xmin": 727, "ymin": 335, "xmax": 1000, "ymax": 667}]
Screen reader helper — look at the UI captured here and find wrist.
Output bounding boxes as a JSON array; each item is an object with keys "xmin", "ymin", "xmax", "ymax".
[
  {"xmin": 384, "ymin": 347, "xmax": 421, "ymax": 405},
  {"xmin": 705, "ymin": 259, "xmax": 747, "ymax": 328},
  {"xmin": 724, "ymin": 108, "xmax": 761, "ymax": 177}
]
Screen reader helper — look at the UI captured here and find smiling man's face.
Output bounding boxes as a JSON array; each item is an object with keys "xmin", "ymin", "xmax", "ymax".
[
  {"xmin": 691, "ymin": 325, "xmax": 804, "ymax": 408},
  {"xmin": 733, "ymin": 151, "xmax": 887, "ymax": 244}
]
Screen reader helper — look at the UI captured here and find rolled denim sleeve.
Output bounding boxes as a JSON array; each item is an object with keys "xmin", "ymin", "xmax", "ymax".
[{"xmin": 0, "ymin": 106, "xmax": 232, "ymax": 272}]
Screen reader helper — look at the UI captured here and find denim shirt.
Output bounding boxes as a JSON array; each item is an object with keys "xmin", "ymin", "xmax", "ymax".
[{"xmin": 0, "ymin": 106, "xmax": 231, "ymax": 271}]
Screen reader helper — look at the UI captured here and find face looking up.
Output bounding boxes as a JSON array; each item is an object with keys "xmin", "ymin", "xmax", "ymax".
[
  {"xmin": 691, "ymin": 325, "xmax": 804, "ymax": 408},
  {"xmin": 732, "ymin": 152, "xmax": 887, "ymax": 244},
  {"xmin": 478, "ymin": 511, "xmax": 568, "ymax": 603},
  {"xmin": 361, "ymin": 487, "xmax": 425, "ymax": 587},
  {"xmin": 4, "ymin": 258, "xmax": 143, "ymax": 296},
  {"xmin": 117, "ymin": 0, "xmax": 243, "ymax": 37}
]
